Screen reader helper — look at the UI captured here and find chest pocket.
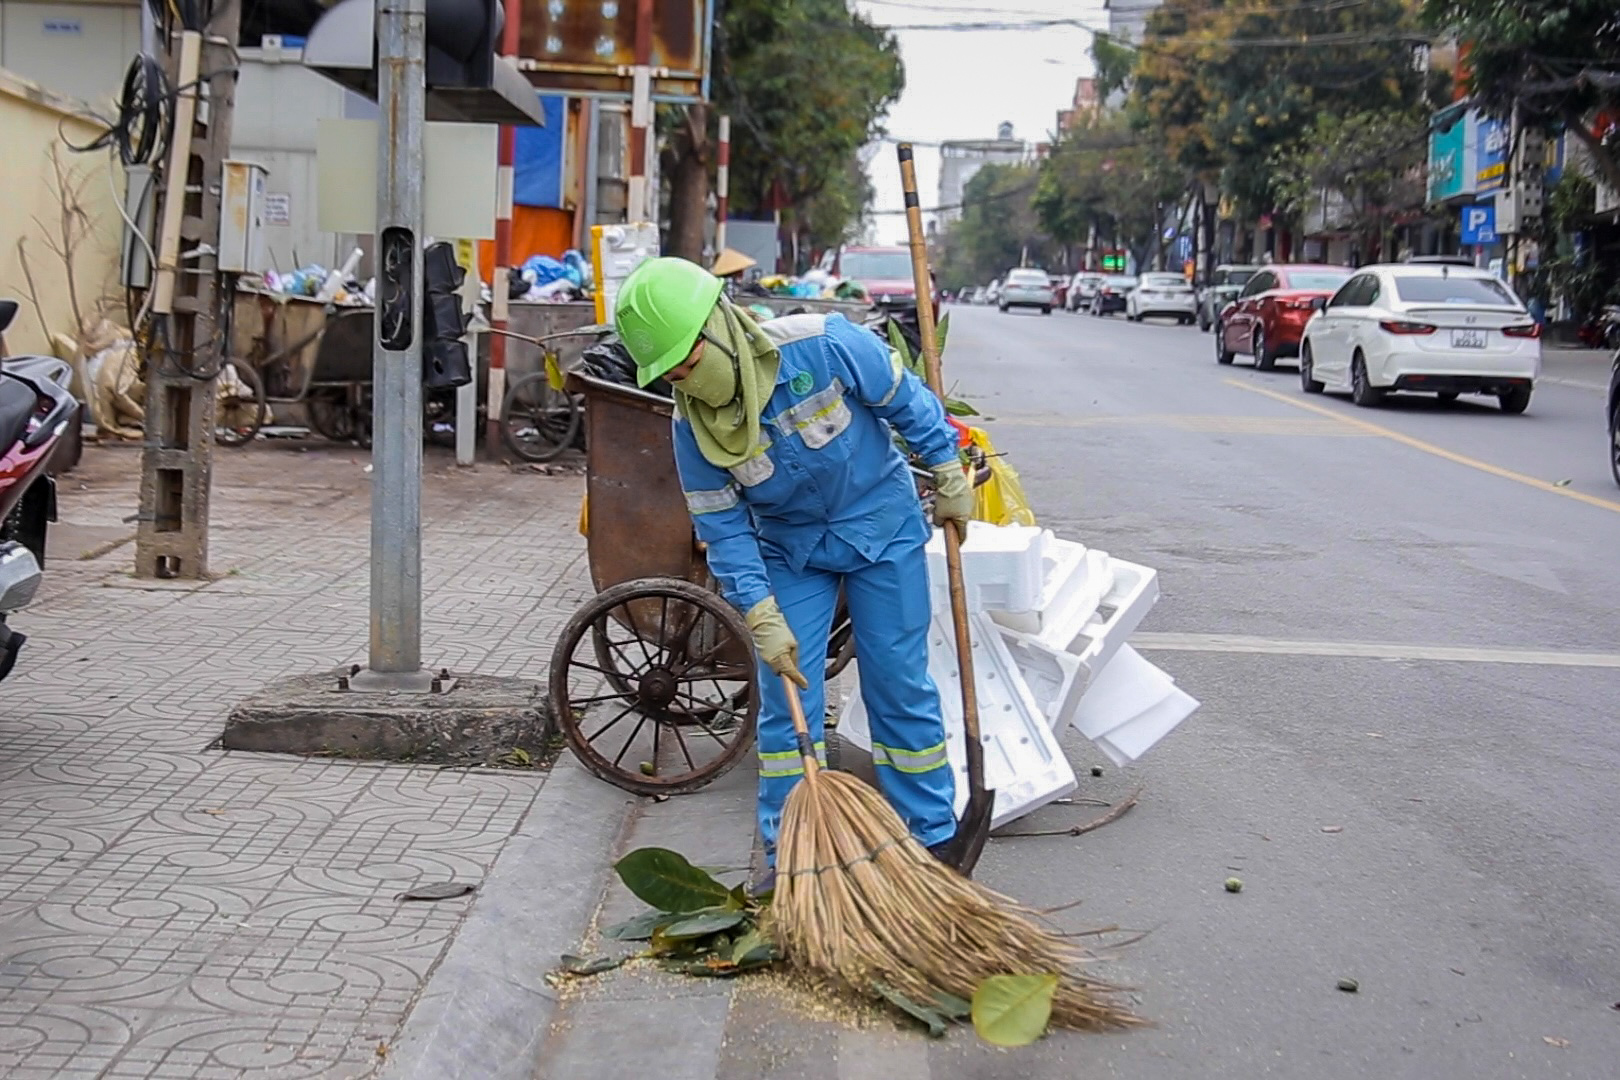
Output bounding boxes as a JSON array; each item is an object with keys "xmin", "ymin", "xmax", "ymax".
[
  {"xmin": 728, "ymin": 429, "xmax": 776, "ymax": 488},
  {"xmin": 771, "ymin": 379, "xmax": 853, "ymax": 452}
]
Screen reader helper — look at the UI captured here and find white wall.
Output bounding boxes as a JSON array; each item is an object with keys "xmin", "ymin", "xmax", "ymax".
[{"xmin": 0, "ymin": 0, "xmax": 140, "ymax": 109}]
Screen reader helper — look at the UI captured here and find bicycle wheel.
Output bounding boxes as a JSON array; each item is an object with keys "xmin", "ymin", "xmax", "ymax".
[
  {"xmin": 501, "ymin": 371, "xmax": 580, "ymax": 462},
  {"xmin": 214, "ymin": 360, "xmax": 266, "ymax": 447}
]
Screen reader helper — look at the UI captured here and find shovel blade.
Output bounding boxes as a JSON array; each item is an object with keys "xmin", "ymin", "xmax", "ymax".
[{"xmin": 941, "ymin": 789, "xmax": 994, "ymax": 877}]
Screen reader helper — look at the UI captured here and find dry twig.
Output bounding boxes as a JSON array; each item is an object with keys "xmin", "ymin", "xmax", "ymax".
[{"xmin": 996, "ymin": 785, "xmax": 1144, "ymax": 839}]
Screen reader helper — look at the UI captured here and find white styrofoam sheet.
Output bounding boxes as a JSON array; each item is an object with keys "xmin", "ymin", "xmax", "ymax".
[
  {"xmin": 990, "ymin": 537, "xmax": 1094, "ymax": 635},
  {"xmin": 996, "ymin": 624, "xmax": 1086, "ymax": 732},
  {"xmin": 1095, "ymin": 686, "xmax": 1200, "ymax": 766},
  {"xmin": 925, "ymin": 521, "xmax": 1049, "ymax": 614},
  {"xmin": 1069, "ymin": 644, "xmax": 1198, "ymax": 765},
  {"xmin": 838, "ymin": 610, "xmax": 1076, "ymax": 828}
]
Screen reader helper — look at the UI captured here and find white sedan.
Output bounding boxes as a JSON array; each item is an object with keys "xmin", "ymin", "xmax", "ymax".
[
  {"xmin": 1298, "ymin": 263, "xmax": 1541, "ymax": 413},
  {"xmin": 1126, "ymin": 272, "xmax": 1198, "ymax": 324}
]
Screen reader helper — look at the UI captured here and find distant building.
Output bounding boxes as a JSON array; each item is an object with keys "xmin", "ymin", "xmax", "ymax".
[
  {"xmin": 937, "ymin": 123, "xmax": 1030, "ymax": 223},
  {"xmin": 1057, "ymin": 77, "xmax": 1101, "ymax": 133}
]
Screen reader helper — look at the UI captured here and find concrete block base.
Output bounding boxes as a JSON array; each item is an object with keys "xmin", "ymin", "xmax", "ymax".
[{"xmin": 224, "ymin": 672, "xmax": 552, "ymax": 763}]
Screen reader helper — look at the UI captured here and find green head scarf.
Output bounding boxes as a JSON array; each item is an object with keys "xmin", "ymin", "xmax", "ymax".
[{"xmin": 675, "ymin": 298, "xmax": 780, "ymax": 469}]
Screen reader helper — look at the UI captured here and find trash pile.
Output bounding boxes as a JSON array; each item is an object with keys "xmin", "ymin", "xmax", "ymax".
[
  {"xmin": 511, "ymin": 251, "xmax": 592, "ymax": 303},
  {"xmin": 839, "ymin": 521, "xmax": 1198, "ymax": 827},
  {"xmin": 263, "ymin": 247, "xmax": 371, "ymax": 306},
  {"xmin": 744, "ymin": 268, "xmax": 870, "ymax": 303}
]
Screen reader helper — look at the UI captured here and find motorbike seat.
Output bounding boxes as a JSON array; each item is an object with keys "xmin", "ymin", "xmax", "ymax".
[{"xmin": 0, "ymin": 376, "xmax": 39, "ymax": 452}]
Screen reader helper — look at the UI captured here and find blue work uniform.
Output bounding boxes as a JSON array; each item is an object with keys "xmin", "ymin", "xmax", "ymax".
[{"xmin": 673, "ymin": 313, "xmax": 960, "ymax": 857}]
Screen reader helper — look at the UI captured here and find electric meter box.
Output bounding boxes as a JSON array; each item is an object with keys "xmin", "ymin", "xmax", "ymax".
[{"xmin": 219, "ymin": 160, "xmax": 270, "ymax": 273}]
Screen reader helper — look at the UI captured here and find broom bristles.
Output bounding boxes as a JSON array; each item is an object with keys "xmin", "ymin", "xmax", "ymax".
[{"xmin": 771, "ymin": 768, "xmax": 1140, "ymax": 1031}]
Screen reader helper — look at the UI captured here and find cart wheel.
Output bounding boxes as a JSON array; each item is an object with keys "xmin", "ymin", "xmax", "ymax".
[
  {"xmin": 306, "ymin": 393, "xmax": 355, "ymax": 442},
  {"xmin": 551, "ymin": 578, "xmax": 757, "ymax": 795},
  {"xmin": 353, "ymin": 388, "xmax": 373, "ymax": 449},
  {"xmin": 502, "ymin": 372, "xmax": 580, "ymax": 462},
  {"xmin": 213, "ymin": 360, "xmax": 265, "ymax": 447}
]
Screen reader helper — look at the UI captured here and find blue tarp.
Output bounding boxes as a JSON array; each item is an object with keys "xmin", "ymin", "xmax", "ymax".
[{"xmin": 513, "ymin": 95, "xmax": 567, "ymax": 208}]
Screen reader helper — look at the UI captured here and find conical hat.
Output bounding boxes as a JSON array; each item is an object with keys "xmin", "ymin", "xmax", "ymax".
[{"xmin": 711, "ymin": 248, "xmax": 758, "ymax": 278}]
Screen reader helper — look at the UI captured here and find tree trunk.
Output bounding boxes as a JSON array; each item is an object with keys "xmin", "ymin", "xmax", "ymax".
[{"xmin": 664, "ymin": 103, "xmax": 711, "ymax": 263}]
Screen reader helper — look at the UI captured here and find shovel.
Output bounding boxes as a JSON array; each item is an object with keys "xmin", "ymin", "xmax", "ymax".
[{"xmin": 897, "ymin": 143, "xmax": 994, "ymax": 877}]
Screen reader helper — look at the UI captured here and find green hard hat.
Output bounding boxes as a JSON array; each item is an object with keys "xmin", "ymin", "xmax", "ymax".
[{"xmin": 614, "ymin": 257, "xmax": 723, "ymax": 387}]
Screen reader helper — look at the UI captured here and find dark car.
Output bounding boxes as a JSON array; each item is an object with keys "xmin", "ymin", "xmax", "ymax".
[
  {"xmin": 1215, "ymin": 263, "xmax": 1353, "ymax": 370},
  {"xmin": 1609, "ymin": 347, "xmax": 1620, "ymax": 487},
  {"xmin": 1090, "ymin": 275, "xmax": 1137, "ymax": 316},
  {"xmin": 1196, "ymin": 264, "xmax": 1258, "ymax": 332}
]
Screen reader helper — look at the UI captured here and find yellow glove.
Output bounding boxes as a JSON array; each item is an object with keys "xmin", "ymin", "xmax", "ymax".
[
  {"xmin": 745, "ymin": 597, "xmax": 808, "ymax": 690},
  {"xmin": 930, "ymin": 461, "xmax": 973, "ymax": 530}
]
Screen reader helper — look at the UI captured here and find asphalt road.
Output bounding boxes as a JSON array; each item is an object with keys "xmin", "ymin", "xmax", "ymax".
[{"xmin": 716, "ymin": 305, "xmax": 1620, "ymax": 1078}]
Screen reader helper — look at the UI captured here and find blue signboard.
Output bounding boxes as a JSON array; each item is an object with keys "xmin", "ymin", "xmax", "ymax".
[
  {"xmin": 1476, "ymin": 118, "xmax": 1508, "ymax": 192},
  {"xmin": 1460, "ymin": 201, "xmax": 1496, "ymax": 245}
]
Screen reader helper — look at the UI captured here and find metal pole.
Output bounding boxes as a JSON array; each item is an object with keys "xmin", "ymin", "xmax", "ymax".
[
  {"xmin": 486, "ymin": 0, "xmax": 523, "ymax": 452},
  {"xmin": 358, "ymin": 0, "xmax": 430, "ymax": 690},
  {"xmin": 715, "ymin": 114, "xmax": 731, "ymax": 254}
]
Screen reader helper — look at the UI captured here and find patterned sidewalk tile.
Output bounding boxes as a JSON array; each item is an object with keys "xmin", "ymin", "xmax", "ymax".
[{"xmin": 0, "ymin": 445, "xmax": 595, "ymax": 1077}]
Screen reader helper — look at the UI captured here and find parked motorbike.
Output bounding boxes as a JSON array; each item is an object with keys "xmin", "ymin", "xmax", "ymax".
[
  {"xmin": 0, "ymin": 299, "xmax": 81, "ymax": 681},
  {"xmin": 1576, "ymin": 304, "xmax": 1620, "ymax": 350}
]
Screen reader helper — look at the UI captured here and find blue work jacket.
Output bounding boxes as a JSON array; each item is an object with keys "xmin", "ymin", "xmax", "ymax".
[{"xmin": 674, "ymin": 313, "xmax": 959, "ymax": 613}]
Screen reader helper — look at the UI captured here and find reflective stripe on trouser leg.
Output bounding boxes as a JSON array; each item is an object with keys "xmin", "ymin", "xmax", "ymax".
[
  {"xmin": 842, "ymin": 527, "xmax": 957, "ymax": 849},
  {"xmin": 754, "ymin": 558, "xmax": 841, "ymax": 862}
]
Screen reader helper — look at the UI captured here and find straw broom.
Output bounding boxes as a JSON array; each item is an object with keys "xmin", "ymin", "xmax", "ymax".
[{"xmin": 769, "ymin": 677, "xmax": 1138, "ymax": 1031}]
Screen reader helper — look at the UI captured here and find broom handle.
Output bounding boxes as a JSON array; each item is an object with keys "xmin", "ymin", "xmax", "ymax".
[
  {"xmin": 896, "ymin": 144, "xmax": 985, "ymax": 790},
  {"xmin": 781, "ymin": 675, "xmax": 821, "ymax": 780}
]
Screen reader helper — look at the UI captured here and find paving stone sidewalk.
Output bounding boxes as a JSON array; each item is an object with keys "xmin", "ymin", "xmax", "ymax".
[{"xmin": 0, "ymin": 443, "xmax": 601, "ymax": 1079}]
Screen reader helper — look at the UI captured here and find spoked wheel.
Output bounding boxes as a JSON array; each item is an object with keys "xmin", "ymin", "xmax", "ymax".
[
  {"xmin": 551, "ymin": 578, "xmax": 758, "ymax": 794},
  {"xmin": 502, "ymin": 371, "xmax": 581, "ymax": 462},
  {"xmin": 214, "ymin": 360, "xmax": 266, "ymax": 447},
  {"xmin": 305, "ymin": 392, "xmax": 355, "ymax": 442}
]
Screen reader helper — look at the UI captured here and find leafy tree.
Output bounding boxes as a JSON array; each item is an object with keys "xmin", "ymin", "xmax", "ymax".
[
  {"xmin": 1128, "ymin": 0, "xmax": 1430, "ymax": 221},
  {"xmin": 1035, "ymin": 115, "xmax": 1187, "ymax": 272},
  {"xmin": 663, "ymin": 0, "xmax": 903, "ymax": 260},
  {"xmin": 1421, "ymin": 0, "xmax": 1620, "ymax": 191},
  {"xmin": 1270, "ymin": 109, "xmax": 1430, "ymax": 260},
  {"xmin": 936, "ymin": 165, "xmax": 1052, "ymax": 290}
]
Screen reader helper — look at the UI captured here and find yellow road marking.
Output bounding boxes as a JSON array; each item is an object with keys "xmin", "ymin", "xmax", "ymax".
[
  {"xmin": 991, "ymin": 413, "xmax": 1373, "ymax": 435},
  {"xmin": 1225, "ymin": 378, "xmax": 1620, "ymax": 515}
]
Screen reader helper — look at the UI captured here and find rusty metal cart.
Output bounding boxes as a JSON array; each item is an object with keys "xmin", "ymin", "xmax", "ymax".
[{"xmin": 547, "ymin": 371, "xmax": 856, "ymax": 795}]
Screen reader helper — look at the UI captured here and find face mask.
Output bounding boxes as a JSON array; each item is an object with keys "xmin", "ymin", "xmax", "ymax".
[{"xmin": 679, "ymin": 338, "xmax": 739, "ymax": 408}]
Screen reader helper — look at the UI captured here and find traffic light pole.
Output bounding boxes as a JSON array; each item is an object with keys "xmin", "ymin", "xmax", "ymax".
[{"xmin": 355, "ymin": 0, "xmax": 432, "ymax": 692}]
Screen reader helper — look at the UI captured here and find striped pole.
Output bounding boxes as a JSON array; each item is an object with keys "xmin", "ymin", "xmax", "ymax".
[
  {"xmin": 627, "ymin": 0, "xmax": 653, "ymax": 222},
  {"xmin": 715, "ymin": 114, "xmax": 731, "ymax": 255},
  {"xmin": 485, "ymin": 0, "xmax": 522, "ymax": 452}
]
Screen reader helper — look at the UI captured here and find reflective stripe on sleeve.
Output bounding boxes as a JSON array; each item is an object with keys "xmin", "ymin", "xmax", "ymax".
[
  {"xmin": 874, "ymin": 349, "xmax": 905, "ymax": 407},
  {"xmin": 684, "ymin": 485, "xmax": 740, "ymax": 514}
]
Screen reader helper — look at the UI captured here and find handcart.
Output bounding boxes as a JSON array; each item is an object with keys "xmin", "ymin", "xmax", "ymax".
[{"xmin": 546, "ymin": 371, "xmax": 854, "ymax": 794}]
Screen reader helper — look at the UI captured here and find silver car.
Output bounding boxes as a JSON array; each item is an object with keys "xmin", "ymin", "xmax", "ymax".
[{"xmin": 999, "ymin": 268, "xmax": 1054, "ymax": 314}]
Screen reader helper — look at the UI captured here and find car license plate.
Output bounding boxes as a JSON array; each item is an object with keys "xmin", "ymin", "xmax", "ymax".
[{"xmin": 1451, "ymin": 329, "xmax": 1487, "ymax": 349}]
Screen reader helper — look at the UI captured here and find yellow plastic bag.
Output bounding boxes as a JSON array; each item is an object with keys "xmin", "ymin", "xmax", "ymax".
[{"xmin": 965, "ymin": 427, "xmax": 1037, "ymax": 527}]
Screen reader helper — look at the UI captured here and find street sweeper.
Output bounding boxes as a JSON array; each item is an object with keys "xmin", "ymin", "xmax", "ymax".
[{"xmin": 613, "ymin": 256, "xmax": 973, "ymax": 888}]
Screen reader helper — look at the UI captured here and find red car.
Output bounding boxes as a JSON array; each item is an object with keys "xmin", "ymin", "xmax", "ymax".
[{"xmin": 1215, "ymin": 263, "xmax": 1353, "ymax": 369}]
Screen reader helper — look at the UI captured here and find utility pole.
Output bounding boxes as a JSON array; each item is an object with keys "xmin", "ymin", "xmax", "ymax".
[
  {"xmin": 354, "ymin": 0, "xmax": 432, "ymax": 691},
  {"xmin": 134, "ymin": 0, "xmax": 241, "ymax": 579},
  {"xmin": 715, "ymin": 115, "xmax": 731, "ymax": 254},
  {"xmin": 484, "ymin": 0, "xmax": 523, "ymax": 452}
]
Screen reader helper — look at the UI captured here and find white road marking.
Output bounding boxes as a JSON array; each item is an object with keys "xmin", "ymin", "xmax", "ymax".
[{"xmin": 1133, "ymin": 632, "xmax": 1620, "ymax": 669}]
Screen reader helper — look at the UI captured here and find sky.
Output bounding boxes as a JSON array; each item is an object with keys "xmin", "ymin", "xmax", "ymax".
[{"xmin": 850, "ymin": 0, "xmax": 1109, "ymax": 244}]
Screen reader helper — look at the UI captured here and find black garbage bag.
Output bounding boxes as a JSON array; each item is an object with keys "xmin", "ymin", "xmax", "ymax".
[{"xmin": 580, "ymin": 336, "xmax": 673, "ymax": 398}]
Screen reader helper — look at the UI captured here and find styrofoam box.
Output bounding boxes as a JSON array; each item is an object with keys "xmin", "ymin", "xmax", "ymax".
[
  {"xmin": 838, "ymin": 610, "xmax": 1076, "ymax": 828},
  {"xmin": 990, "ymin": 537, "xmax": 1098, "ymax": 636},
  {"xmin": 1069, "ymin": 644, "xmax": 1198, "ymax": 766},
  {"xmin": 925, "ymin": 521, "xmax": 1049, "ymax": 614},
  {"xmin": 995, "ymin": 624, "xmax": 1086, "ymax": 733}
]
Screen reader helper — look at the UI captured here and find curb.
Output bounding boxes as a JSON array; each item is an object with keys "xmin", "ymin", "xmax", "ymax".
[{"xmin": 380, "ymin": 756, "xmax": 637, "ymax": 1080}]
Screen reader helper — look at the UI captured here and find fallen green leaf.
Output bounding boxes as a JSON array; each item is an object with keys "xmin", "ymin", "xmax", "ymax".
[
  {"xmin": 729, "ymin": 927, "xmax": 779, "ymax": 969},
  {"xmin": 615, "ymin": 847, "xmax": 732, "ymax": 913},
  {"xmin": 499, "ymin": 747, "xmax": 532, "ymax": 766},
  {"xmin": 930, "ymin": 991, "xmax": 973, "ymax": 1020},
  {"xmin": 557, "ymin": 953, "xmax": 624, "ymax": 976},
  {"xmin": 601, "ymin": 910, "xmax": 675, "ymax": 941},
  {"xmin": 659, "ymin": 908, "xmax": 747, "ymax": 940},
  {"xmin": 972, "ymin": 973, "xmax": 1058, "ymax": 1047},
  {"xmin": 945, "ymin": 399, "xmax": 980, "ymax": 417},
  {"xmin": 875, "ymin": 982, "xmax": 950, "ymax": 1037}
]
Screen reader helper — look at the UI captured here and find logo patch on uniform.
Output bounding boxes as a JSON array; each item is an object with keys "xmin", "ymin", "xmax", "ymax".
[{"xmin": 789, "ymin": 371, "xmax": 814, "ymax": 396}]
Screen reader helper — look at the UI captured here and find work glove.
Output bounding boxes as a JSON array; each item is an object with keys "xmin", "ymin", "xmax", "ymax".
[
  {"xmin": 930, "ymin": 461, "xmax": 974, "ymax": 531},
  {"xmin": 746, "ymin": 596, "xmax": 808, "ymax": 690}
]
